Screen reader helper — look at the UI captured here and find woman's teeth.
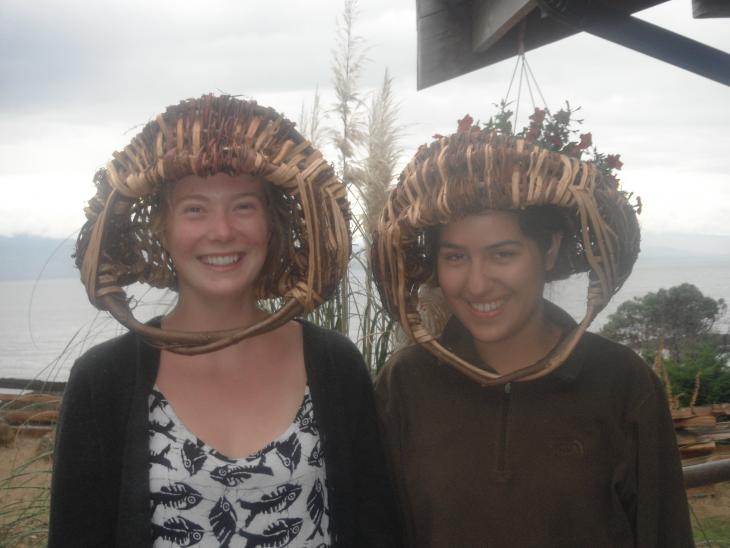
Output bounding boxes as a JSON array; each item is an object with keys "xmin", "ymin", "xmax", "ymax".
[
  {"xmin": 470, "ymin": 299, "xmax": 505, "ymax": 313},
  {"xmin": 202, "ymin": 254, "xmax": 240, "ymax": 266}
]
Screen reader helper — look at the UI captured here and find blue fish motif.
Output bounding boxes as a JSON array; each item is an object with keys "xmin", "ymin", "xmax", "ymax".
[
  {"xmin": 150, "ymin": 482, "xmax": 203, "ymax": 510},
  {"xmin": 295, "ymin": 393, "xmax": 318, "ymax": 435},
  {"xmin": 209, "ymin": 495, "xmax": 237, "ymax": 547},
  {"xmin": 306, "ymin": 478, "xmax": 327, "ymax": 540},
  {"xmin": 182, "ymin": 439, "xmax": 207, "ymax": 476},
  {"xmin": 149, "ymin": 418, "xmax": 176, "ymax": 441},
  {"xmin": 210, "ymin": 462, "xmax": 274, "ymax": 487},
  {"xmin": 307, "ymin": 438, "xmax": 324, "ymax": 468},
  {"xmin": 238, "ymin": 517, "xmax": 303, "ymax": 547},
  {"xmin": 274, "ymin": 433, "xmax": 301, "ymax": 474},
  {"xmin": 150, "ymin": 516, "xmax": 204, "ymax": 547},
  {"xmin": 149, "ymin": 443, "xmax": 175, "ymax": 471},
  {"xmin": 237, "ymin": 483, "xmax": 302, "ymax": 527}
]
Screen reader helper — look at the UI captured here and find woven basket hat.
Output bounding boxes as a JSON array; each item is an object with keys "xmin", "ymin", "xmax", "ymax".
[
  {"xmin": 371, "ymin": 128, "xmax": 640, "ymax": 385},
  {"xmin": 76, "ymin": 94, "xmax": 350, "ymax": 354}
]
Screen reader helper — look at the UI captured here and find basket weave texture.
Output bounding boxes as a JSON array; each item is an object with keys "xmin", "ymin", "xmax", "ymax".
[
  {"xmin": 371, "ymin": 130, "xmax": 640, "ymax": 385},
  {"xmin": 76, "ymin": 95, "xmax": 350, "ymax": 354}
]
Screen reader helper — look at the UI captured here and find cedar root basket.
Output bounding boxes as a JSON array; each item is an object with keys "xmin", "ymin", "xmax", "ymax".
[
  {"xmin": 371, "ymin": 129, "xmax": 640, "ymax": 385},
  {"xmin": 76, "ymin": 95, "xmax": 350, "ymax": 354}
]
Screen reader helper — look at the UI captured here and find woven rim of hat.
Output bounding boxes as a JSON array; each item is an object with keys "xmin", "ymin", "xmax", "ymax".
[
  {"xmin": 76, "ymin": 94, "xmax": 350, "ymax": 354},
  {"xmin": 371, "ymin": 130, "xmax": 640, "ymax": 385}
]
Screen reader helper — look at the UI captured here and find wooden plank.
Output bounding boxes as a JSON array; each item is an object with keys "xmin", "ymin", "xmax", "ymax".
[
  {"xmin": 12, "ymin": 425, "xmax": 55, "ymax": 438},
  {"xmin": 0, "ymin": 393, "xmax": 61, "ymax": 404},
  {"xmin": 1, "ymin": 409, "xmax": 59, "ymax": 425},
  {"xmin": 472, "ymin": 0, "xmax": 536, "ymax": 52}
]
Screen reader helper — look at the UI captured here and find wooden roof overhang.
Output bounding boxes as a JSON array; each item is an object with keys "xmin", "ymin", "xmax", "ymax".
[{"xmin": 417, "ymin": 0, "xmax": 730, "ymax": 89}]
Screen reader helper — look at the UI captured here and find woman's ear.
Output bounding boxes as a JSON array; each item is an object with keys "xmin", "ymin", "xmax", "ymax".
[{"xmin": 545, "ymin": 232, "xmax": 563, "ymax": 272}]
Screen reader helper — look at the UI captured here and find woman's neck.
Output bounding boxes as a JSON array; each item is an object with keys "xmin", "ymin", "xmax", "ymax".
[
  {"xmin": 162, "ymin": 293, "xmax": 267, "ymax": 333},
  {"xmin": 473, "ymin": 312, "xmax": 563, "ymax": 376}
]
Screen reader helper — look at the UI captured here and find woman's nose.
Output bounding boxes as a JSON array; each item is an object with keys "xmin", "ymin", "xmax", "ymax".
[
  {"xmin": 465, "ymin": 261, "xmax": 493, "ymax": 296},
  {"xmin": 208, "ymin": 210, "xmax": 234, "ymax": 241}
]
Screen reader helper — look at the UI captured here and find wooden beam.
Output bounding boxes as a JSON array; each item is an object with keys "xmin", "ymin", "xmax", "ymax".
[
  {"xmin": 472, "ymin": 0, "xmax": 536, "ymax": 53},
  {"xmin": 416, "ymin": 0, "xmax": 668, "ymax": 89}
]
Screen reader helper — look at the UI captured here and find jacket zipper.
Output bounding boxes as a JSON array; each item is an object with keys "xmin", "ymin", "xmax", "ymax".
[{"xmin": 495, "ymin": 382, "xmax": 511, "ymax": 478}]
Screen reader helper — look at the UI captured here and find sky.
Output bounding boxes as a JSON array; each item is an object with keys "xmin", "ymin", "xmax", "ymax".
[{"xmin": 1, "ymin": 0, "xmax": 729, "ymax": 240}]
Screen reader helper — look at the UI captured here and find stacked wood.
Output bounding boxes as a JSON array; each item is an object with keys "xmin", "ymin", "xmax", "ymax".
[
  {"xmin": 673, "ymin": 404, "xmax": 730, "ymax": 464},
  {"xmin": 0, "ymin": 392, "xmax": 61, "ymax": 438}
]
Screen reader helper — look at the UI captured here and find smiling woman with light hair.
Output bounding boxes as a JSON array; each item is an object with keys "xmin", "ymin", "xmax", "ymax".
[
  {"xmin": 371, "ymin": 121, "xmax": 692, "ymax": 547},
  {"xmin": 49, "ymin": 94, "xmax": 400, "ymax": 547}
]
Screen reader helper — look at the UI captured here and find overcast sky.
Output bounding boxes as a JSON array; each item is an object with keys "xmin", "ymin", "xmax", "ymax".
[{"xmin": 1, "ymin": 0, "xmax": 728, "ymax": 239}]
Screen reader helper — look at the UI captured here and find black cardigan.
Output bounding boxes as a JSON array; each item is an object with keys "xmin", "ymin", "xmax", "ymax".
[{"xmin": 49, "ymin": 320, "xmax": 401, "ymax": 547}]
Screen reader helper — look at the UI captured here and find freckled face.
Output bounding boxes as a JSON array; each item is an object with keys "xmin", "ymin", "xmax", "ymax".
[
  {"xmin": 162, "ymin": 172, "xmax": 269, "ymax": 305},
  {"xmin": 436, "ymin": 211, "xmax": 557, "ymax": 349}
]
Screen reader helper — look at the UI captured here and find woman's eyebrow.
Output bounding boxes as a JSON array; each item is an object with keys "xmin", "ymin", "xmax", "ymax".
[
  {"xmin": 439, "ymin": 239, "xmax": 523, "ymax": 250},
  {"xmin": 174, "ymin": 191, "xmax": 263, "ymax": 202}
]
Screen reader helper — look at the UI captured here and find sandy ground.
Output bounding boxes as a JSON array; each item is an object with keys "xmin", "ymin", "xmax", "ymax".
[{"xmin": 0, "ymin": 434, "xmax": 52, "ymax": 547}]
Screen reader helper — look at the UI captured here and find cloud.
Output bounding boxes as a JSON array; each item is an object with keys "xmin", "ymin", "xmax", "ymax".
[{"xmin": 1, "ymin": 0, "xmax": 728, "ymax": 238}]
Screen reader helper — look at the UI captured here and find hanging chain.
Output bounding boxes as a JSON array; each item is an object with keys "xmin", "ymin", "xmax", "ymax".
[{"xmin": 501, "ymin": 20, "xmax": 550, "ymax": 134}]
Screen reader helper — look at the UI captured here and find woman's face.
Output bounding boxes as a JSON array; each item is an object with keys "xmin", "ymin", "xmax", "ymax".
[
  {"xmin": 162, "ymin": 172, "xmax": 269, "ymax": 305},
  {"xmin": 436, "ymin": 211, "xmax": 560, "ymax": 349}
]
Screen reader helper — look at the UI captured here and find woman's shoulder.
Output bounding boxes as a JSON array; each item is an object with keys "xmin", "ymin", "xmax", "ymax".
[
  {"xmin": 577, "ymin": 330, "xmax": 661, "ymax": 398},
  {"xmin": 375, "ymin": 342, "xmax": 442, "ymax": 393},
  {"xmin": 298, "ymin": 319, "xmax": 361, "ymax": 358},
  {"xmin": 297, "ymin": 320, "xmax": 372, "ymax": 382},
  {"xmin": 68, "ymin": 328, "xmax": 146, "ymax": 386}
]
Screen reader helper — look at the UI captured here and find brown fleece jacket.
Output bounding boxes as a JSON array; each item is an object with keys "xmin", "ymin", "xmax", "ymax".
[{"xmin": 375, "ymin": 303, "xmax": 693, "ymax": 548}]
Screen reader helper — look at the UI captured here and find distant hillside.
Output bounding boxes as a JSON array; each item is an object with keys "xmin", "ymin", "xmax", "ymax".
[
  {"xmin": 641, "ymin": 231, "xmax": 730, "ymax": 260},
  {"xmin": 0, "ymin": 235, "xmax": 77, "ymax": 281}
]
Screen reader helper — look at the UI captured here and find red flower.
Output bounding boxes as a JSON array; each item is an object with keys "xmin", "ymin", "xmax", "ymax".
[
  {"xmin": 578, "ymin": 132, "xmax": 592, "ymax": 149},
  {"xmin": 606, "ymin": 154, "xmax": 624, "ymax": 170},
  {"xmin": 549, "ymin": 134, "xmax": 562, "ymax": 148},
  {"xmin": 457, "ymin": 114, "xmax": 474, "ymax": 133},
  {"xmin": 529, "ymin": 108, "xmax": 546, "ymax": 124}
]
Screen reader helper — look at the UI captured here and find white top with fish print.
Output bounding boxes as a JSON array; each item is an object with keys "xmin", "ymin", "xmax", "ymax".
[{"xmin": 148, "ymin": 386, "xmax": 331, "ymax": 548}]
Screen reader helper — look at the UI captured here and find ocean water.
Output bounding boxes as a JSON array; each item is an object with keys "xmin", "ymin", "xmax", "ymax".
[{"xmin": 1, "ymin": 255, "xmax": 729, "ymax": 382}]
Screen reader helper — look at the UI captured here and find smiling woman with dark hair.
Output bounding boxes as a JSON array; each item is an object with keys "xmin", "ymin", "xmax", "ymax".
[{"xmin": 371, "ymin": 126, "xmax": 693, "ymax": 547}]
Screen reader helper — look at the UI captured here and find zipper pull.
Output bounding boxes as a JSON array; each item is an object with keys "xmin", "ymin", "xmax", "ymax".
[{"xmin": 504, "ymin": 382, "xmax": 511, "ymax": 394}]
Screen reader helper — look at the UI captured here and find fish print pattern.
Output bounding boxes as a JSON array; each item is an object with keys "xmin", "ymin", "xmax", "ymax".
[
  {"xmin": 149, "ymin": 385, "xmax": 330, "ymax": 547},
  {"xmin": 273, "ymin": 433, "xmax": 302, "ymax": 474},
  {"xmin": 306, "ymin": 479, "xmax": 327, "ymax": 540},
  {"xmin": 182, "ymin": 439, "xmax": 208, "ymax": 476},
  {"xmin": 150, "ymin": 443, "xmax": 175, "ymax": 471},
  {"xmin": 150, "ymin": 482, "xmax": 203, "ymax": 511},
  {"xmin": 210, "ymin": 462, "xmax": 274, "ymax": 487},
  {"xmin": 307, "ymin": 439, "xmax": 324, "ymax": 468},
  {"xmin": 150, "ymin": 516, "xmax": 205, "ymax": 546},
  {"xmin": 295, "ymin": 393, "xmax": 318, "ymax": 435},
  {"xmin": 238, "ymin": 483, "xmax": 302, "ymax": 527},
  {"xmin": 209, "ymin": 496, "xmax": 237, "ymax": 547},
  {"xmin": 237, "ymin": 517, "xmax": 303, "ymax": 548}
]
